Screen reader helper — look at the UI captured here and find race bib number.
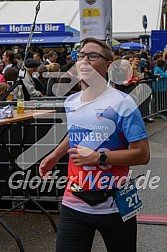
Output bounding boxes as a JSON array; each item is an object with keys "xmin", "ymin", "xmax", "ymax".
[{"xmin": 115, "ymin": 182, "xmax": 143, "ymax": 222}]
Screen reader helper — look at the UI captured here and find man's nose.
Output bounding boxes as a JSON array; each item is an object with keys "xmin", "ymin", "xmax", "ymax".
[{"xmin": 83, "ymin": 54, "xmax": 89, "ymax": 61}]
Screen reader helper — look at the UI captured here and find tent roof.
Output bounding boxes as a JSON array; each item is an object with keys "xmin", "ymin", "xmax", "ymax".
[
  {"xmin": 0, "ymin": 1, "xmax": 79, "ymax": 27},
  {"xmin": 112, "ymin": 0, "xmax": 163, "ymax": 39},
  {"xmin": 0, "ymin": 0, "xmax": 163, "ymax": 39}
]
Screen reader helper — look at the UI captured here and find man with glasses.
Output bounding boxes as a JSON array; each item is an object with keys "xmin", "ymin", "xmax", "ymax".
[
  {"xmin": 39, "ymin": 37, "xmax": 150, "ymax": 252},
  {"xmin": 76, "ymin": 51, "xmax": 110, "ymax": 61}
]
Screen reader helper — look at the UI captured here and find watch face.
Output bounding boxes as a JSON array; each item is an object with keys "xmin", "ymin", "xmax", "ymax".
[{"xmin": 100, "ymin": 152, "xmax": 107, "ymax": 163}]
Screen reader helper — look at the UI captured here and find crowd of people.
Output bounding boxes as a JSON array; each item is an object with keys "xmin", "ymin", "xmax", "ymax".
[
  {"xmin": 112, "ymin": 47, "xmax": 167, "ymax": 122},
  {"xmin": 114, "ymin": 47, "xmax": 167, "ymax": 81},
  {"xmin": 0, "ymin": 45, "xmax": 81, "ymax": 100},
  {"xmin": 0, "ymin": 43, "xmax": 167, "ymax": 119}
]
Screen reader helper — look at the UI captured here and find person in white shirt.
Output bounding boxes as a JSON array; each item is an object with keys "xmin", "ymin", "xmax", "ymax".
[
  {"xmin": 2, "ymin": 50, "xmax": 17, "ymax": 74},
  {"xmin": 39, "ymin": 37, "xmax": 150, "ymax": 252}
]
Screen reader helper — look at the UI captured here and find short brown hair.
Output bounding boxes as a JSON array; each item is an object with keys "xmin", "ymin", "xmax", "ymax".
[
  {"xmin": 4, "ymin": 67, "xmax": 18, "ymax": 82},
  {"xmin": 47, "ymin": 51, "xmax": 57, "ymax": 58},
  {"xmin": 81, "ymin": 37, "xmax": 113, "ymax": 61},
  {"xmin": 156, "ymin": 58, "xmax": 166, "ymax": 67}
]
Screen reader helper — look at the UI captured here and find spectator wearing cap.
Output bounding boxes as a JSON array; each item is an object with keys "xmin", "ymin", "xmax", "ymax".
[
  {"xmin": 70, "ymin": 43, "xmax": 81, "ymax": 60},
  {"xmin": 22, "ymin": 58, "xmax": 43, "ymax": 97}
]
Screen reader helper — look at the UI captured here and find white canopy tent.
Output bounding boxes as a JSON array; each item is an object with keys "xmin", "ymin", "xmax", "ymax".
[
  {"xmin": 112, "ymin": 0, "xmax": 163, "ymax": 39},
  {"xmin": 0, "ymin": 1, "xmax": 79, "ymax": 29},
  {"xmin": 0, "ymin": 0, "xmax": 163, "ymax": 39}
]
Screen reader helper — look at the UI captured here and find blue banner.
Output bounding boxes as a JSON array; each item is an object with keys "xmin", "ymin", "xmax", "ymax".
[{"xmin": 0, "ymin": 23, "xmax": 65, "ymax": 34}]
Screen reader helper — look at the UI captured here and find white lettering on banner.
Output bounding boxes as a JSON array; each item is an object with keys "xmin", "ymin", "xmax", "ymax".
[
  {"xmin": 45, "ymin": 24, "xmax": 60, "ymax": 32},
  {"xmin": 68, "ymin": 132, "xmax": 109, "ymax": 142},
  {"xmin": 0, "ymin": 39, "xmax": 44, "ymax": 43},
  {"xmin": 9, "ymin": 24, "xmax": 43, "ymax": 33}
]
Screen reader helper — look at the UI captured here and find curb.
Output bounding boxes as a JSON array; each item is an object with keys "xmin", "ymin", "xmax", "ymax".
[{"xmin": 145, "ymin": 120, "xmax": 167, "ymax": 138}]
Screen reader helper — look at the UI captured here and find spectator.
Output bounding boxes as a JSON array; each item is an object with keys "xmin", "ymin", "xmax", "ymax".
[
  {"xmin": 22, "ymin": 58, "xmax": 42, "ymax": 98},
  {"xmin": 3, "ymin": 67, "xmax": 19, "ymax": 99},
  {"xmin": 140, "ymin": 51, "xmax": 152, "ymax": 79},
  {"xmin": 131, "ymin": 53, "xmax": 141, "ymax": 79},
  {"xmin": 114, "ymin": 47, "xmax": 124, "ymax": 57},
  {"xmin": 0, "ymin": 82, "xmax": 8, "ymax": 99},
  {"xmin": 56, "ymin": 52, "xmax": 67, "ymax": 67},
  {"xmin": 45, "ymin": 63, "xmax": 60, "ymax": 96},
  {"xmin": 58, "ymin": 60, "xmax": 80, "ymax": 96},
  {"xmin": 71, "ymin": 43, "xmax": 81, "ymax": 61},
  {"xmin": 44, "ymin": 51, "xmax": 57, "ymax": 65},
  {"xmin": 35, "ymin": 64, "xmax": 48, "ymax": 95},
  {"xmin": 153, "ymin": 58, "xmax": 167, "ymax": 111},
  {"xmin": 0, "ymin": 58, "xmax": 5, "ymax": 73},
  {"xmin": 2, "ymin": 50, "xmax": 17, "ymax": 74},
  {"xmin": 33, "ymin": 52, "xmax": 42, "ymax": 63},
  {"xmin": 42, "ymin": 53, "xmax": 48, "ymax": 63},
  {"xmin": 151, "ymin": 52, "xmax": 162, "ymax": 71},
  {"xmin": 14, "ymin": 53, "xmax": 23, "ymax": 69}
]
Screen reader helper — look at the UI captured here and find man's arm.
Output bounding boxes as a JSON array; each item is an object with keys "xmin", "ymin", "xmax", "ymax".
[
  {"xmin": 39, "ymin": 135, "xmax": 70, "ymax": 178},
  {"xmin": 68, "ymin": 138, "xmax": 150, "ymax": 167}
]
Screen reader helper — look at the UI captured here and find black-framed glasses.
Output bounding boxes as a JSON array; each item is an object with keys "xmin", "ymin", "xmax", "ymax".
[{"xmin": 76, "ymin": 52, "xmax": 109, "ymax": 61}]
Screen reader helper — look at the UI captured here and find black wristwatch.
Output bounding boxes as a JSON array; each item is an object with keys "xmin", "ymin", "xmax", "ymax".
[{"xmin": 98, "ymin": 151, "xmax": 108, "ymax": 165}]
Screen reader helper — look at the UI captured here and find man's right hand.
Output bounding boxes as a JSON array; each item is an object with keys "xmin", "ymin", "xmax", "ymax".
[
  {"xmin": 39, "ymin": 135, "xmax": 70, "ymax": 179},
  {"xmin": 39, "ymin": 153, "xmax": 59, "ymax": 179}
]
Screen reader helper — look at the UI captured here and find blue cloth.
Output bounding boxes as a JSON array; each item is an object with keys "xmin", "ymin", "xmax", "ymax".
[
  {"xmin": 153, "ymin": 66, "xmax": 167, "ymax": 91},
  {"xmin": 71, "ymin": 50, "xmax": 78, "ymax": 60}
]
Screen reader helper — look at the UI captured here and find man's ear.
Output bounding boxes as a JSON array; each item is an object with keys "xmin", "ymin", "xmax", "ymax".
[
  {"xmin": 107, "ymin": 61, "xmax": 112, "ymax": 69},
  {"xmin": 106, "ymin": 61, "xmax": 112, "ymax": 72}
]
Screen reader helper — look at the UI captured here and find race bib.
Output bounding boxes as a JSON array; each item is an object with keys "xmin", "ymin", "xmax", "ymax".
[{"xmin": 115, "ymin": 182, "xmax": 143, "ymax": 222}]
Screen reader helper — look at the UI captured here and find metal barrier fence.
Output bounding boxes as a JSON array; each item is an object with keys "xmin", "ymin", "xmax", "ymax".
[
  {"xmin": 115, "ymin": 78, "xmax": 167, "ymax": 119},
  {"xmin": 137, "ymin": 78, "xmax": 167, "ymax": 119},
  {"xmin": 0, "ymin": 100, "xmax": 67, "ymax": 211},
  {"xmin": 0, "ymin": 79, "xmax": 167, "ymax": 211}
]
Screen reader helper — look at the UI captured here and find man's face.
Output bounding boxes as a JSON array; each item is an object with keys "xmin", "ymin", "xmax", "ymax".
[
  {"xmin": 76, "ymin": 42, "xmax": 111, "ymax": 84},
  {"xmin": 133, "ymin": 57, "xmax": 140, "ymax": 65},
  {"xmin": 49, "ymin": 54, "xmax": 57, "ymax": 63},
  {"xmin": 33, "ymin": 54, "xmax": 40, "ymax": 62},
  {"xmin": 2, "ymin": 52, "xmax": 8, "ymax": 63}
]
